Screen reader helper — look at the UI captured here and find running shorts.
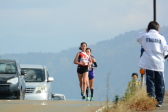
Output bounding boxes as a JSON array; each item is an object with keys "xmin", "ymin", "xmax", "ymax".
[
  {"xmin": 77, "ymin": 66, "xmax": 88, "ymax": 74},
  {"xmin": 88, "ymin": 71, "xmax": 94, "ymax": 80}
]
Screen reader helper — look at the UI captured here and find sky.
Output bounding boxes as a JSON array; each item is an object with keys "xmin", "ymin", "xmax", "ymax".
[{"xmin": 0, "ymin": 0, "xmax": 168, "ymax": 54}]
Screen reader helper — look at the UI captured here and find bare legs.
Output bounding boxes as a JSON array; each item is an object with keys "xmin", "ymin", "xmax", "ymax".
[
  {"xmin": 89, "ymin": 79, "xmax": 94, "ymax": 90},
  {"xmin": 82, "ymin": 72, "xmax": 88, "ymax": 95},
  {"xmin": 78, "ymin": 74, "xmax": 83, "ymax": 90},
  {"xmin": 78, "ymin": 72, "xmax": 89, "ymax": 97}
]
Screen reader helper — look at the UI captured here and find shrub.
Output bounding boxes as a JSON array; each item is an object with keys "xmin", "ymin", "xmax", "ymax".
[
  {"xmin": 127, "ymin": 87, "xmax": 157, "ymax": 111},
  {"xmin": 107, "ymin": 86, "xmax": 157, "ymax": 112}
]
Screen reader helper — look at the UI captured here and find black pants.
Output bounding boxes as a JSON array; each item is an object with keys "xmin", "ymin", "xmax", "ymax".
[{"xmin": 146, "ymin": 69, "xmax": 165, "ymax": 105}]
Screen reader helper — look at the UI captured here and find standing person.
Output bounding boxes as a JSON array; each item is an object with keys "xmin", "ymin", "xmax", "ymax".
[
  {"xmin": 128, "ymin": 73, "xmax": 140, "ymax": 88},
  {"xmin": 74, "ymin": 42, "xmax": 91, "ymax": 99},
  {"xmin": 127, "ymin": 73, "xmax": 140, "ymax": 95},
  {"xmin": 125, "ymin": 73, "xmax": 140, "ymax": 99},
  {"xmin": 85, "ymin": 48, "xmax": 98, "ymax": 101},
  {"xmin": 136, "ymin": 21, "xmax": 167, "ymax": 107}
]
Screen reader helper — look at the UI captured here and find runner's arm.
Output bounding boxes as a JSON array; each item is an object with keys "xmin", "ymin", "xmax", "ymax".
[
  {"xmin": 88, "ymin": 57, "xmax": 92, "ymax": 66},
  {"xmin": 73, "ymin": 53, "xmax": 84, "ymax": 65},
  {"xmin": 91, "ymin": 58, "xmax": 98, "ymax": 68}
]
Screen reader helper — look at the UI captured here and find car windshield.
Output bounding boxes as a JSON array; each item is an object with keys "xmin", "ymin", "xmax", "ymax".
[
  {"xmin": 22, "ymin": 68, "xmax": 45, "ymax": 82},
  {"xmin": 53, "ymin": 96, "xmax": 65, "ymax": 100},
  {"xmin": 0, "ymin": 61, "xmax": 16, "ymax": 74}
]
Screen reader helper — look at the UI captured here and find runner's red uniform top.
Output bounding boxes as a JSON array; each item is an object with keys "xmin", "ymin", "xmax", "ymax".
[{"xmin": 78, "ymin": 52, "xmax": 89, "ymax": 66}]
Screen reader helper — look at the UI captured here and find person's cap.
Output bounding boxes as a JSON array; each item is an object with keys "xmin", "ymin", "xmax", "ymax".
[{"xmin": 132, "ymin": 73, "xmax": 138, "ymax": 77}]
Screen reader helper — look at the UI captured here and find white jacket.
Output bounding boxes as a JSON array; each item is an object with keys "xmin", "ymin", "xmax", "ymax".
[
  {"xmin": 137, "ymin": 29, "xmax": 167, "ymax": 71},
  {"xmin": 163, "ymin": 45, "xmax": 168, "ymax": 56}
]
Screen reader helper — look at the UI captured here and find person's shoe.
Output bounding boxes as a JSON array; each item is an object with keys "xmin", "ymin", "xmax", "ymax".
[
  {"xmin": 86, "ymin": 97, "xmax": 90, "ymax": 101},
  {"xmin": 82, "ymin": 95, "xmax": 85, "ymax": 100},
  {"xmin": 156, "ymin": 104, "xmax": 162, "ymax": 107},
  {"xmin": 90, "ymin": 97, "xmax": 93, "ymax": 101}
]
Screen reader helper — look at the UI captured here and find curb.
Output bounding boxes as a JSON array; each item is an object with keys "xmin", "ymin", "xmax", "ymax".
[{"xmin": 95, "ymin": 105, "xmax": 113, "ymax": 112}]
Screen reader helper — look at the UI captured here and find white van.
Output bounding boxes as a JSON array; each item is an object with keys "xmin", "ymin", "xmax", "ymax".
[{"xmin": 20, "ymin": 64, "xmax": 54, "ymax": 100}]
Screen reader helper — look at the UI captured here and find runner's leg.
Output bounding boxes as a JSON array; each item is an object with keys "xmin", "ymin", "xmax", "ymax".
[
  {"xmin": 82, "ymin": 72, "xmax": 88, "ymax": 99},
  {"xmin": 86, "ymin": 77, "xmax": 90, "ymax": 101},
  {"xmin": 86, "ymin": 77, "xmax": 89, "ymax": 97},
  {"xmin": 89, "ymin": 79, "xmax": 94, "ymax": 101},
  {"xmin": 89, "ymin": 79, "xmax": 94, "ymax": 90},
  {"xmin": 78, "ymin": 73, "xmax": 83, "ymax": 96}
]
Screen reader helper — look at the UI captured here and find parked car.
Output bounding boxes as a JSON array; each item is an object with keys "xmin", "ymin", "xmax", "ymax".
[
  {"xmin": 52, "ymin": 93, "xmax": 66, "ymax": 100},
  {"xmin": 20, "ymin": 64, "xmax": 54, "ymax": 100},
  {"xmin": 0, "ymin": 59, "xmax": 26, "ymax": 99}
]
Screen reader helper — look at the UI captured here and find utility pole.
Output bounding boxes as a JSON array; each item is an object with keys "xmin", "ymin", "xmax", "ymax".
[{"xmin": 154, "ymin": 0, "xmax": 156, "ymax": 22}]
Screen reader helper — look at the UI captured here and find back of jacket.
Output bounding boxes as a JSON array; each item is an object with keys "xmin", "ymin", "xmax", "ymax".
[{"xmin": 137, "ymin": 29, "xmax": 167, "ymax": 71}]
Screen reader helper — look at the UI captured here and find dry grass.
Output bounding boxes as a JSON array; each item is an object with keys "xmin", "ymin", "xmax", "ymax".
[
  {"xmin": 127, "ymin": 87, "xmax": 157, "ymax": 111},
  {"xmin": 103, "ymin": 87, "xmax": 157, "ymax": 112}
]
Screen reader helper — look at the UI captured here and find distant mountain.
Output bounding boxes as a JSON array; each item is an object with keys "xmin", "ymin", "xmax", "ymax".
[{"xmin": 2, "ymin": 26, "xmax": 168, "ymax": 101}]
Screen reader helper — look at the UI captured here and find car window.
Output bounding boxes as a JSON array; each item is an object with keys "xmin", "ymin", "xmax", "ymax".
[
  {"xmin": 22, "ymin": 68, "xmax": 45, "ymax": 82},
  {"xmin": 0, "ymin": 61, "xmax": 16, "ymax": 74}
]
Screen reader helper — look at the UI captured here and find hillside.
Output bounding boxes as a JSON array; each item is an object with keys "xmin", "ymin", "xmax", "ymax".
[{"xmin": 2, "ymin": 26, "xmax": 168, "ymax": 101}]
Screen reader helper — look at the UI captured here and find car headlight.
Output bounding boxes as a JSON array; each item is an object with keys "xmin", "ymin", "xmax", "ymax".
[
  {"xmin": 7, "ymin": 77, "xmax": 18, "ymax": 84},
  {"xmin": 35, "ymin": 86, "xmax": 47, "ymax": 93}
]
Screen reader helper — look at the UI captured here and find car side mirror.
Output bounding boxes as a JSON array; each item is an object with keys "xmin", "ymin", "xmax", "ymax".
[
  {"xmin": 48, "ymin": 77, "xmax": 54, "ymax": 82},
  {"xmin": 21, "ymin": 71, "xmax": 27, "ymax": 75}
]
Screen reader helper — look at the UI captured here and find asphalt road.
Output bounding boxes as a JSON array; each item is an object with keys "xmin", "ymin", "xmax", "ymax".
[
  {"xmin": 0, "ymin": 100, "xmax": 112, "ymax": 112},
  {"xmin": 2, "ymin": 97, "xmax": 167, "ymax": 112},
  {"xmin": 153, "ymin": 96, "xmax": 168, "ymax": 112}
]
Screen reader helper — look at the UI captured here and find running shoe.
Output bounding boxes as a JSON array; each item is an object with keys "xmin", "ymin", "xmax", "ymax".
[
  {"xmin": 90, "ymin": 97, "xmax": 93, "ymax": 101},
  {"xmin": 82, "ymin": 95, "xmax": 85, "ymax": 100},
  {"xmin": 86, "ymin": 97, "xmax": 90, "ymax": 101}
]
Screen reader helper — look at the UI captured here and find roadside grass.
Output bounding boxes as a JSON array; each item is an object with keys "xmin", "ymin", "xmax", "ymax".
[
  {"xmin": 102, "ymin": 85, "xmax": 157, "ymax": 112},
  {"xmin": 126, "ymin": 87, "xmax": 157, "ymax": 111}
]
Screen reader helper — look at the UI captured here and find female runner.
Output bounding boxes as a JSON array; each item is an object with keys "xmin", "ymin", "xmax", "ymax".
[
  {"xmin": 86, "ymin": 48, "xmax": 98, "ymax": 101},
  {"xmin": 74, "ymin": 42, "xmax": 91, "ymax": 99}
]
